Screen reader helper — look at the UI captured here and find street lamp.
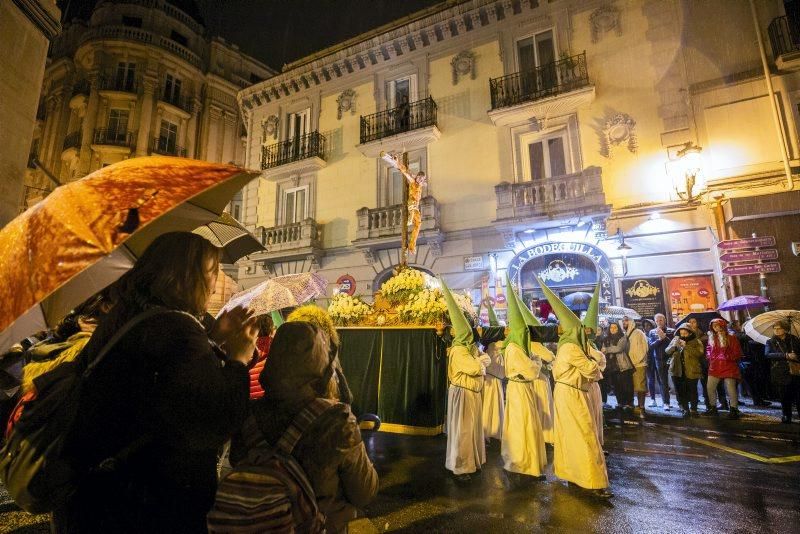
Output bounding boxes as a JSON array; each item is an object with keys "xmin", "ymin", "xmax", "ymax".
[
  {"xmin": 616, "ymin": 228, "xmax": 632, "ymax": 275},
  {"xmin": 673, "ymin": 141, "xmax": 705, "ymax": 204}
]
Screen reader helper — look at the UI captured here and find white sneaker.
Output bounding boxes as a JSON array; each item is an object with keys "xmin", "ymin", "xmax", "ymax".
[{"xmin": 648, "ymin": 400, "xmax": 658, "ymax": 407}]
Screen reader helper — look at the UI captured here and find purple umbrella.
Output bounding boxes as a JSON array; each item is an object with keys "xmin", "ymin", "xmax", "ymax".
[{"xmin": 718, "ymin": 295, "xmax": 771, "ymax": 311}]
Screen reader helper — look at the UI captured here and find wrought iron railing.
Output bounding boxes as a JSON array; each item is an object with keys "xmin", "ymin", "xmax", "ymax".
[
  {"xmin": 98, "ymin": 74, "xmax": 139, "ymax": 93},
  {"xmin": 360, "ymin": 96, "xmax": 438, "ymax": 144},
  {"xmin": 63, "ymin": 130, "xmax": 82, "ymax": 150},
  {"xmin": 261, "ymin": 131, "xmax": 326, "ymax": 170},
  {"xmin": 151, "ymin": 136, "xmax": 187, "ymax": 157},
  {"xmin": 93, "ymin": 128, "xmax": 136, "ymax": 147},
  {"xmin": 160, "ymin": 92, "xmax": 192, "ymax": 112},
  {"xmin": 489, "ymin": 52, "xmax": 589, "ymax": 110},
  {"xmin": 768, "ymin": 15, "xmax": 800, "ymax": 57}
]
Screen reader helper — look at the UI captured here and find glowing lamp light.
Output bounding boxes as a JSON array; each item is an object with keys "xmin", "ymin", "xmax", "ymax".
[{"xmin": 672, "ymin": 141, "xmax": 705, "ymax": 203}]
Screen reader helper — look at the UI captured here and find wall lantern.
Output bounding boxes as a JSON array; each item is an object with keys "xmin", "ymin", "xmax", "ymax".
[
  {"xmin": 669, "ymin": 141, "xmax": 705, "ymax": 204},
  {"xmin": 616, "ymin": 228, "xmax": 632, "ymax": 275}
]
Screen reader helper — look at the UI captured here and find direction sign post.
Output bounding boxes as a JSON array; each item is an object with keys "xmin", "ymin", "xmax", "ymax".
[
  {"xmin": 719, "ymin": 249, "xmax": 779, "ymax": 263},
  {"xmin": 717, "ymin": 236, "xmax": 776, "ymax": 250},
  {"xmin": 721, "ymin": 262, "xmax": 781, "ymax": 276}
]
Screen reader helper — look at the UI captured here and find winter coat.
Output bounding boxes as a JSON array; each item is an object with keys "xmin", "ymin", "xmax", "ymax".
[
  {"xmin": 55, "ymin": 310, "xmax": 250, "ymax": 533},
  {"xmin": 647, "ymin": 327, "xmax": 674, "ymax": 362},
  {"xmin": 240, "ymin": 398, "xmax": 378, "ymax": 533},
  {"xmin": 706, "ymin": 333, "xmax": 742, "ymax": 379},
  {"xmin": 765, "ymin": 334, "xmax": 800, "ymax": 386},
  {"xmin": 249, "ymin": 335, "xmax": 272, "ymax": 400},
  {"xmin": 665, "ymin": 334, "xmax": 703, "ymax": 379},
  {"xmin": 601, "ymin": 332, "xmax": 631, "ymax": 373},
  {"xmin": 624, "ymin": 323, "xmax": 648, "ymax": 368}
]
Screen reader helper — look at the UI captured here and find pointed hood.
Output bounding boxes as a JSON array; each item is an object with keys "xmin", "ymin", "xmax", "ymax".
[
  {"xmin": 534, "ymin": 276, "xmax": 586, "ymax": 352},
  {"xmin": 504, "ymin": 274, "xmax": 529, "ymax": 352},
  {"xmin": 516, "ymin": 290, "xmax": 542, "ymax": 327},
  {"xmin": 582, "ymin": 284, "xmax": 601, "ymax": 333},
  {"xmin": 486, "ymin": 301, "xmax": 500, "ymax": 327},
  {"xmin": 440, "ymin": 280, "xmax": 473, "ymax": 347},
  {"xmin": 271, "ymin": 310, "xmax": 284, "ymax": 328}
]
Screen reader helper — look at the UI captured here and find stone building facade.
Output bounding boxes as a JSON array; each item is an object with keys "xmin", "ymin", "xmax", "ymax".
[
  {"xmin": 23, "ymin": 0, "xmax": 274, "ymax": 218},
  {"xmin": 237, "ymin": 0, "xmax": 799, "ymax": 319}
]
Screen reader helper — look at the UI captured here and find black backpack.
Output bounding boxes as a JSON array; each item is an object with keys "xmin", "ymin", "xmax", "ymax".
[{"xmin": 0, "ymin": 308, "xmax": 168, "ymax": 514}]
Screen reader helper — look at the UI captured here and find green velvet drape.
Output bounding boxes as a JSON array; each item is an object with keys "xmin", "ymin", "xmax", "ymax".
[{"xmin": 337, "ymin": 328, "xmax": 448, "ymax": 429}]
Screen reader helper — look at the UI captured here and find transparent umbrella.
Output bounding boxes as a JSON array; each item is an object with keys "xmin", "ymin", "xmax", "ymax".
[
  {"xmin": 219, "ymin": 273, "xmax": 328, "ymax": 317},
  {"xmin": 744, "ymin": 310, "xmax": 800, "ymax": 345}
]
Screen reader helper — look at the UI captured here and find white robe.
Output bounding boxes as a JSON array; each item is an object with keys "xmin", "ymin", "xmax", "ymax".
[
  {"xmin": 587, "ymin": 347, "xmax": 607, "ymax": 447},
  {"xmin": 530, "ymin": 341, "xmax": 555, "ymax": 444},
  {"xmin": 445, "ymin": 345, "xmax": 486, "ymax": 475},
  {"xmin": 501, "ymin": 342, "xmax": 547, "ymax": 476},
  {"xmin": 552, "ymin": 342, "xmax": 609, "ymax": 489},
  {"xmin": 482, "ymin": 341, "xmax": 505, "ymax": 440}
]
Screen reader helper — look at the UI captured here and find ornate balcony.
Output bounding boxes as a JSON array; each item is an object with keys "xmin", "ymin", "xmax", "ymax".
[
  {"xmin": 488, "ymin": 52, "xmax": 595, "ymax": 126},
  {"xmin": 357, "ymin": 96, "xmax": 440, "ymax": 157},
  {"xmin": 98, "ymin": 74, "xmax": 138, "ymax": 94},
  {"xmin": 252, "ymin": 218, "xmax": 324, "ymax": 265},
  {"xmin": 159, "ymin": 92, "xmax": 192, "ymax": 114},
  {"xmin": 494, "ymin": 167, "xmax": 611, "ymax": 223},
  {"xmin": 78, "ymin": 25, "xmax": 203, "ymax": 68},
  {"xmin": 92, "ymin": 128, "xmax": 136, "ymax": 150},
  {"xmin": 768, "ymin": 15, "xmax": 800, "ymax": 70},
  {"xmin": 260, "ymin": 131, "xmax": 327, "ymax": 180},
  {"xmin": 353, "ymin": 196, "xmax": 442, "ymax": 252},
  {"xmin": 62, "ymin": 131, "xmax": 82, "ymax": 151},
  {"xmin": 150, "ymin": 137, "xmax": 187, "ymax": 157}
]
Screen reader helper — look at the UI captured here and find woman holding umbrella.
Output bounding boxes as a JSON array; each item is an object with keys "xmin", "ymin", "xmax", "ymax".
[{"xmin": 765, "ymin": 321, "xmax": 800, "ymax": 423}]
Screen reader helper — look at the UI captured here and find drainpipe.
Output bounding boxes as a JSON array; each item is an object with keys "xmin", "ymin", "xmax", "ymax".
[{"xmin": 750, "ymin": 0, "xmax": 794, "ymax": 190}]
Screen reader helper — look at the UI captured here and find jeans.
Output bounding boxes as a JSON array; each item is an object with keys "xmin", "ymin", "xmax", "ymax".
[
  {"xmin": 652, "ymin": 355, "xmax": 671, "ymax": 405},
  {"xmin": 778, "ymin": 376, "xmax": 800, "ymax": 420},
  {"xmin": 674, "ymin": 376, "xmax": 699, "ymax": 411},
  {"xmin": 707, "ymin": 376, "xmax": 738, "ymax": 409},
  {"xmin": 610, "ymin": 370, "xmax": 634, "ymax": 407}
]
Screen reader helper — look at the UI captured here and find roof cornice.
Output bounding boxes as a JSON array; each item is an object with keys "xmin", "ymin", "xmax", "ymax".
[{"xmin": 239, "ymin": 0, "xmax": 548, "ymax": 110}]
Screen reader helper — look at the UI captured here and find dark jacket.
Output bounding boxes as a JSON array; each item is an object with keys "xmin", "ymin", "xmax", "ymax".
[
  {"xmin": 648, "ymin": 327, "xmax": 674, "ymax": 362},
  {"xmin": 239, "ymin": 398, "xmax": 379, "ymax": 534},
  {"xmin": 56, "ymin": 311, "xmax": 249, "ymax": 533},
  {"xmin": 765, "ymin": 334, "xmax": 800, "ymax": 385},
  {"xmin": 666, "ymin": 333, "xmax": 704, "ymax": 379}
]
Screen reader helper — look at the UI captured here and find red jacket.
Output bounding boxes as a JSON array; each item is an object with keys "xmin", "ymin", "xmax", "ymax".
[
  {"xmin": 706, "ymin": 334, "xmax": 742, "ymax": 379},
  {"xmin": 249, "ymin": 336, "xmax": 272, "ymax": 400}
]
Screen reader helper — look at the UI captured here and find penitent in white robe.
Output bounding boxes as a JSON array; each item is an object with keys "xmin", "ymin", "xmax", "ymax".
[
  {"xmin": 552, "ymin": 343, "xmax": 609, "ymax": 489},
  {"xmin": 482, "ymin": 341, "xmax": 505, "ymax": 441},
  {"xmin": 501, "ymin": 342, "xmax": 547, "ymax": 476},
  {"xmin": 530, "ymin": 341, "xmax": 555, "ymax": 444},
  {"xmin": 445, "ymin": 345, "xmax": 487, "ymax": 475},
  {"xmin": 587, "ymin": 346, "xmax": 607, "ymax": 447}
]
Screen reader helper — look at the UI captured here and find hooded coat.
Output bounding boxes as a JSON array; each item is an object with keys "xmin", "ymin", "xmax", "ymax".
[
  {"xmin": 706, "ymin": 319, "xmax": 742, "ymax": 380},
  {"xmin": 665, "ymin": 328, "xmax": 704, "ymax": 379},
  {"xmin": 242, "ymin": 322, "xmax": 378, "ymax": 533}
]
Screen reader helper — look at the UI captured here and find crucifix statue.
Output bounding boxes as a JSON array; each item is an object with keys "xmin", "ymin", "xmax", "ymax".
[{"xmin": 380, "ymin": 151, "xmax": 428, "ymax": 266}]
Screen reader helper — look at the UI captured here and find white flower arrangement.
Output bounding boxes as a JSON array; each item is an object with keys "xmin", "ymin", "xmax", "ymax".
[
  {"xmin": 328, "ymin": 294, "xmax": 373, "ymax": 326},
  {"xmin": 380, "ymin": 268, "xmax": 434, "ymax": 305},
  {"xmin": 397, "ymin": 287, "xmax": 448, "ymax": 325}
]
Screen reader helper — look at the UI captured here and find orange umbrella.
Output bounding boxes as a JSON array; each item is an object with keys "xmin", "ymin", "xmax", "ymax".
[{"xmin": 0, "ymin": 156, "xmax": 259, "ymax": 352}]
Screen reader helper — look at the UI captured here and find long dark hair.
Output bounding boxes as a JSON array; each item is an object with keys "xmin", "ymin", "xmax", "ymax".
[{"xmin": 93, "ymin": 232, "xmax": 220, "ymax": 344}]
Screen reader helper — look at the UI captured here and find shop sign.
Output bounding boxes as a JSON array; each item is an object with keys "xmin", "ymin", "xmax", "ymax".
[
  {"xmin": 721, "ymin": 262, "xmax": 781, "ymax": 276},
  {"xmin": 336, "ymin": 274, "xmax": 356, "ymax": 296},
  {"xmin": 717, "ymin": 236, "xmax": 775, "ymax": 250},
  {"xmin": 719, "ymin": 249, "xmax": 778, "ymax": 262},
  {"xmin": 665, "ymin": 275, "xmax": 717, "ymax": 326},
  {"xmin": 621, "ymin": 278, "xmax": 667, "ymax": 320},
  {"xmin": 463, "ymin": 255, "xmax": 485, "ymax": 271}
]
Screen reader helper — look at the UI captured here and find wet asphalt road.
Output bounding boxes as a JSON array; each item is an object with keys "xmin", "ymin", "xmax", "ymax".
[{"xmin": 2, "ymin": 409, "xmax": 799, "ymax": 533}]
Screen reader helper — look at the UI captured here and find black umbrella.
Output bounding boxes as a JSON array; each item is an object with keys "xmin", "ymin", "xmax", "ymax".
[
  {"xmin": 193, "ymin": 212, "xmax": 265, "ymax": 263},
  {"xmin": 674, "ymin": 311, "xmax": 724, "ymax": 332},
  {"xmin": 563, "ymin": 291, "xmax": 594, "ymax": 312}
]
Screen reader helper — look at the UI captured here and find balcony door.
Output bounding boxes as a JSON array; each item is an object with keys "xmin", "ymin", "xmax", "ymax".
[
  {"xmin": 516, "ymin": 30, "xmax": 556, "ymax": 95},
  {"xmin": 386, "ymin": 75, "xmax": 417, "ymax": 109},
  {"xmin": 107, "ymin": 109, "xmax": 129, "ymax": 144},
  {"xmin": 115, "ymin": 62, "xmax": 136, "ymax": 92},
  {"xmin": 283, "ymin": 186, "xmax": 308, "ymax": 225},
  {"xmin": 158, "ymin": 120, "xmax": 179, "ymax": 154},
  {"xmin": 524, "ymin": 133, "xmax": 568, "ymax": 182},
  {"xmin": 286, "ymin": 108, "xmax": 310, "ymax": 159}
]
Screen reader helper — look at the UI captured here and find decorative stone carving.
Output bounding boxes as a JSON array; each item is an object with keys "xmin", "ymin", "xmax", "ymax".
[
  {"xmin": 590, "ymin": 4, "xmax": 622, "ymax": 43},
  {"xmin": 601, "ymin": 113, "xmax": 637, "ymax": 157},
  {"xmin": 262, "ymin": 114, "xmax": 279, "ymax": 142},
  {"xmin": 336, "ymin": 89, "xmax": 356, "ymax": 119},
  {"xmin": 450, "ymin": 50, "xmax": 476, "ymax": 85},
  {"xmin": 362, "ymin": 248, "xmax": 375, "ymax": 264}
]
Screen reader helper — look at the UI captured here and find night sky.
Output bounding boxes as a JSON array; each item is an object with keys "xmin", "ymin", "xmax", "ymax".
[{"xmin": 58, "ymin": 0, "xmax": 444, "ymax": 70}]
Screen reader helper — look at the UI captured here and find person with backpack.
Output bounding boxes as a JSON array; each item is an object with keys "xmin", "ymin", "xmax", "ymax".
[
  {"xmin": 220, "ymin": 321, "xmax": 378, "ymax": 533},
  {"xmin": 48, "ymin": 232, "xmax": 258, "ymax": 533}
]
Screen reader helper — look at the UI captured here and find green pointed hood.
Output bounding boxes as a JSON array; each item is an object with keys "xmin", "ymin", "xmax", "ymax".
[
  {"xmin": 515, "ymin": 289, "xmax": 542, "ymax": 327},
  {"xmin": 271, "ymin": 310, "xmax": 284, "ymax": 328},
  {"xmin": 504, "ymin": 274, "xmax": 530, "ymax": 352},
  {"xmin": 535, "ymin": 276, "xmax": 586, "ymax": 352},
  {"xmin": 582, "ymin": 284, "xmax": 601, "ymax": 333},
  {"xmin": 486, "ymin": 301, "xmax": 500, "ymax": 327},
  {"xmin": 440, "ymin": 280, "xmax": 473, "ymax": 347}
]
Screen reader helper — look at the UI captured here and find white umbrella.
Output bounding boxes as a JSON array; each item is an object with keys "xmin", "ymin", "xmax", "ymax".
[
  {"xmin": 218, "ymin": 273, "xmax": 327, "ymax": 317},
  {"xmin": 744, "ymin": 310, "xmax": 800, "ymax": 345}
]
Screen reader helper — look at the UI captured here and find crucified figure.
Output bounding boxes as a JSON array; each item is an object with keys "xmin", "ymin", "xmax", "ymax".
[{"xmin": 381, "ymin": 151, "xmax": 428, "ymax": 254}]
